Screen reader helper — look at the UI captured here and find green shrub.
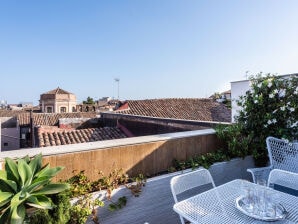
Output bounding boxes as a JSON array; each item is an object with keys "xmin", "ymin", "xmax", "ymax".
[
  {"xmin": 215, "ymin": 123, "xmax": 252, "ymax": 158},
  {"xmin": 28, "ymin": 192, "xmax": 71, "ymax": 224},
  {"xmin": 236, "ymin": 73, "xmax": 298, "ymax": 165}
]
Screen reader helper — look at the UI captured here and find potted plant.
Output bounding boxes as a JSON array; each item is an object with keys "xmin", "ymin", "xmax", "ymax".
[{"xmin": 0, "ymin": 153, "xmax": 69, "ymax": 224}]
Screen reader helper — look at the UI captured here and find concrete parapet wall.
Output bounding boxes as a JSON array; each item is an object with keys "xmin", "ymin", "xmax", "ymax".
[{"xmin": 0, "ymin": 129, "xmax": 222, "ymax": 182}]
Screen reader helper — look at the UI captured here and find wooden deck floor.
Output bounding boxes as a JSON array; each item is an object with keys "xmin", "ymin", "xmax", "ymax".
[
  {"xmin": 94, "ymin": 172, "xmax": 181, "ymax": 224},
  {"xmin": 89, "ymin": 156, "xmax": 254, "ymax": 224}
]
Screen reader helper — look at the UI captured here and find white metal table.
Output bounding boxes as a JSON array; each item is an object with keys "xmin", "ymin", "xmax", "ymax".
[{"xmin": 173, "ymin": 179, "xmax": 298, "ymax": 224}]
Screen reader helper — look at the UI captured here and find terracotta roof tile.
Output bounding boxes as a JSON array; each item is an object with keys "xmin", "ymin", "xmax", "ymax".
[
  {"xmin": 15, "ymin": 112, "xmax": 97, "ymax": 126},
  {"xmin": 0, "ymin": 110, "xmax": 28, "ymax": 117},
  {"xmin": 37, "ymin": 126, "xmax": 128, "ymax": 147},
  {"xmin": 42, "ymin": 87, "xmax": 73, "ymax": 95},
  {"xmin": 115, "ymin": 98, "xmax": 231, "ymax": 122}
]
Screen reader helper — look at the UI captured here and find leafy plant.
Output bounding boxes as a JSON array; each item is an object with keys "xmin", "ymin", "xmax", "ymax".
[
  {"xmin": 236, "ymin": 73, "xmax": 298, "ymax": 165},
  {"xmin": 96, "ymin": 169, "xmax": 129, "ymax": 200},
  {"xmin": 108, "ymin": 196, "xmax": 127, "ymax": 211},
  {"xmin": 125, "ymin": 173, "xmax": 147, "ymax": 197},
  {"xmin": 215, "ymin": 123, "xmax": 252, "ymax": 158},
  {"xmin": 171, "ymin": 149, "xmax": 232, "ymax": 172},
  {"xmin": 64, "ymin": 168, "xmax": 146, "ymax": 223},
  {"xmin": 27, "ymin": 191, "xmax": 71, "ymax": 224},
  {"xmin": 0, "ymin": 154, "xmax": 69, "ymax": 224},
  {"xmin": 69, "ymin": 194, "xmax": 104, "ymax": 224},
  {"xmin": 67, "ymin": 170, "xmax": 93, "ymax": 197}
]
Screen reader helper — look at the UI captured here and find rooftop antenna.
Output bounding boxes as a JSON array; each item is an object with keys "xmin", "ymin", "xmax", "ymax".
[
  {"xmin": 245, "ymin": 71, "xmax": 250, "ymax": 80},
  {"xmin": 114, "ymin": 78, "xmax": 120, "ymax": 100}
]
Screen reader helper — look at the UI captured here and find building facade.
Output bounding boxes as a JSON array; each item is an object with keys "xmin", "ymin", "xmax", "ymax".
[{"xmin": 40, "ymin": 87, "xmax": 77, "ymax": 113}]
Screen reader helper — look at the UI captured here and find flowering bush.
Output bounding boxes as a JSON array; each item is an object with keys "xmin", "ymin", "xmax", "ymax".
[{"xmin": 236, "ymin": 73, "xmax": 298, "ymax": 165}]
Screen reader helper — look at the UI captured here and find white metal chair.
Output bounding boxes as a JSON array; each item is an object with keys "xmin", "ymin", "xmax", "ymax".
[
  {"xmin": 247, "ymin": 136, "xmax": 298, "ymax": 183},
  {"xmin": 170, "ymin": 168, "xmax": 216, "ymax": 224},
  {"xmin": 267, "ymin": 169, "xmax": 298, "ymax": 195}
]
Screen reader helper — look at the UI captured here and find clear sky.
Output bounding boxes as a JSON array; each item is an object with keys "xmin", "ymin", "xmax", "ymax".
[{"xmin": 1, "ymin": 0, "xmax": 298, "ymax": 105}]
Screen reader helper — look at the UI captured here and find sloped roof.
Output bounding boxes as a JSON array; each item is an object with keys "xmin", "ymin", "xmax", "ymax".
[
  {"xmin": 16, "ymin": 112, "xmax": 97, "ymax": 126},
  {"xmin": 37, "ymin": 126, "xmax": 128, "ymax": 147},
  {"xmin": 0, "ymin": 110, "xmax": 27, "ymax": 118},
  {"xmin": 115, "ymin": 98, "xmax": 231, "ymax": 122},
  {"xmin": 42, "ymin": 87, "xmax": 73, "ymax": 95}
]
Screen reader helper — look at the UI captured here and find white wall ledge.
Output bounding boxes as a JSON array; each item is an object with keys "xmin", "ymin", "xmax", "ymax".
[{"xmin": 0, "ymin": 129, "xmax": 216, "ymax": 161}]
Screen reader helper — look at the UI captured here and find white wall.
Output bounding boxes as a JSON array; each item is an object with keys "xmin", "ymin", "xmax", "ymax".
[{"xmin": 230, "ymin": 79, "xmax": 250, "ymax": 123}]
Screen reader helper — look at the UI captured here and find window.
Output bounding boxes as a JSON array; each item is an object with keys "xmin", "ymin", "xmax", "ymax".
[
  {"xmin": 46, "ymin": 107, "xmax": 53, "ymax": 113},
  {"xmin": 4, "ymin": 142, "xmax": 8, "ymax": 147},
  {"xmin": 60, "ymin": 107, "xmax": 67, "ymax": 113}
]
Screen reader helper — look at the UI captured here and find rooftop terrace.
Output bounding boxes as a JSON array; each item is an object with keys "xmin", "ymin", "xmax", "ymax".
[
  {"xmin": 0, "ymin": 129, "xmax": 255, "ymax": 224},
  {"xmin": 91, "ymin": 156, "xmax": 255, "ymax": 224}
]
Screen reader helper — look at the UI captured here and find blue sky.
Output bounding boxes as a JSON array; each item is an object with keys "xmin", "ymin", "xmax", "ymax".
[{"xmin": 1, "ymin": 0, "xmax": 298, "ymax": 105}]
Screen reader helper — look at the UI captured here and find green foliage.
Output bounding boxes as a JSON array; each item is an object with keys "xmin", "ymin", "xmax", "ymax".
[
  {"xmin": 83, "ymin": 96, "xmax": 95, "ymax": 104},
  {"xmin": 28, "ymin": 191, "xmax": 71, "ymax": 224},
  {"xmin": 28, "ymin": 168, "xmax": 145, "ymax": 224},
  {"xmin": 65, "ymin": 169, "xmax": 145, "ymax": 223},
  {"xmin": 0, "ymin": 154, "xmax": 69, "ymax": 224},
  {"xmin": 69, "ymin": 194, "xmax": 104, "ymax": 224},
  {"xmin": 236, "ymin": 73, "xmax": 298, "ymax": 164},
  {"xmin": 171, "ymin": 150, "xmax": 230, "ymax": 171},
  {"xmin": 51, "ymin": 191, "xmax": 72, "ymax": 224},
  {"xmin": 96, "ymin": 169, "xmax": 129, "ymax": 200},
  {"xmin": 26, "ymin": 209, "xmax": 52, "ymax": 224},
  {"xmin": 108, "ymin": 196, "xmax": 127, "ymax": 211},
  {"xmin": 215, "ymin": 123, "xmax": 252, "ymax": 158},
  {"xmin": 125, "ymin": 173, "xmax": 147, "ymax": 197},
  {"xmin": 67, "ymin": 168, "xmax": 129, "ymax": 199},
  {"xmin": 67, "ymin": 170, "xmax": 93, "ymax": 197}
]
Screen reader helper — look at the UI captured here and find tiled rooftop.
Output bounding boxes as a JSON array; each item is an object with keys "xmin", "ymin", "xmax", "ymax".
[
  {"xmin": 0, "ymin": 110, "xmax": 27, "ymax": 117},
  {"xmin": 17, "ymin": 112, "xmax": 97, "ymax": 126},
  {"xmin": 0, "ymin": 111, "xmax": 97, "ymax": 126},
  {"xmin": 42, "ymin": 87, "xmax": 73, "ymax": 95},
  {"xmin": 115, "ymin": 98, "xmax": 231, "ymax": 122},
  {"xmin": 37, "ymin": 126, "xmax": 128, "ymax": 147}
]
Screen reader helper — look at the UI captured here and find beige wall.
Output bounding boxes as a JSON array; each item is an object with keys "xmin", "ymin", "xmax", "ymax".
[
  {"xmin": 0, "ymin": 130, "xmax": 222, "ymax": 182},
  {"xmin": 41, "ymin": 93, "xmax": 77, "ymax": 113},
  {"xmin": 42, "ymin": 133, "xmax": 221, "ymax": 182}
]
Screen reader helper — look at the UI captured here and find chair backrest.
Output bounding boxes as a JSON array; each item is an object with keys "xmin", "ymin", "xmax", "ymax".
[
  {"xmin": 170, "ymin": 168, "xmax": 215, "ymax": 224},
  {"xmin": 268, "ymin": 169, "xmax": 298, "ymax": 195},
  {"xmin": 266, "ymin": 137, "xmax": 298, "ymax": 173}
]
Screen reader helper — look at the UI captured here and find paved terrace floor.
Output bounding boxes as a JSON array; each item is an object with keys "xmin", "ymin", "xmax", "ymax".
[{"xmin": 89, "ymin": 156, "xmax": 255, "ymax": 224}]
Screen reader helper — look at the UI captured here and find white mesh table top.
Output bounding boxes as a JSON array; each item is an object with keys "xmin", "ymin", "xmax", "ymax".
[{"xmin": 173, "ymin": 179, "xmax": 298, "ymax": 224}]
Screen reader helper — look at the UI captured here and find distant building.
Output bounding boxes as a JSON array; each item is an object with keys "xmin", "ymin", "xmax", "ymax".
[
  {"xmin": 210, "ymin": 90, "xmax": 231, "ymax": 102},
  {"xmin": 8, "ymin": 102, "xmax": 34, "ymax": 111},
  {"xmin": 40, "ymin": 87, "xmax": 77, "ymax": 113},
  {"xmin": 220, "ymin": 90, "xmax": 231, "ymax": 101},
  {"xmin": 76, "ymin": 97, "xmax": 118, "ymax": 113}
]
